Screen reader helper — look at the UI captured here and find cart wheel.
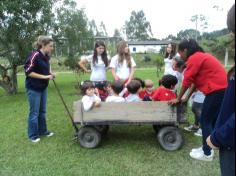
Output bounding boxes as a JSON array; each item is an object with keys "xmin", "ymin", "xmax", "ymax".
[
  {"xmin": 157, "ymin": 126, "xmax": 184, "ymax": 151},
  {"xmin": 78, "ymin": 126, "xmax": 101, "ymax": 149},
  {"xmin": 94, "ymin": 125, "xmax": 109, "ymax": 135}
]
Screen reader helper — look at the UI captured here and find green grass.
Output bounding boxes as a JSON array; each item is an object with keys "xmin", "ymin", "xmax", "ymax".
[{"xmin": 0, "ymin": 69, "xmax": 220, "ymax": 176}]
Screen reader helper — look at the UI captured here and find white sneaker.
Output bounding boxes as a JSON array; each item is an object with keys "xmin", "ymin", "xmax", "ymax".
[
  {"xmin": 194, "ymin": 129, "xmax": 202, "ymax": 137},
  {"xmin": 45, "ymin": 132, "xmax": 54, "ymax": 137},
  {"xmin": 190, "ymin": 150, "xmax": 213, "ymax": 161},
  {"xmin": 191, "ymin": 147, "xmax": 214, "ymax": 155},
  {"xmin": 191, "ymin": 146, "xmax": 203, "ymax": 153},
  {"xmin": 31, "ymin": 138, "xmax": 40, "ymax": 143}
]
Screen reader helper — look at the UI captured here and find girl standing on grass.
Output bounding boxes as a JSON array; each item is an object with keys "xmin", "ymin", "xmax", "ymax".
[
  {"xmin": 163, "ymin": 43, "xmax": 177, "ymax": 77},
  {"xmin": 79, "ymin": 41, "xmax": 109, "ymax": 101},
  {"xmin": 169, "ymin": 39, "xmax": 227, "ymax": 162},
  {"xmin": 109, "ymin": 41, "xmax": 136, "ymax": 86},
  {"xmin": 24, "ymin": 36, "xmax": 55, "ymax": 143}
]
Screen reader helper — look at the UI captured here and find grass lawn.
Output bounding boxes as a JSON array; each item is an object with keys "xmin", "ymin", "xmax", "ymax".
[{"xmin": 0, "ymin": 69, "xmax": 220, "ymax": 176}]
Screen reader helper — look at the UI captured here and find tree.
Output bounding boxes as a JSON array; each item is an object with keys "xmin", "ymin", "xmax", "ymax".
[
  {"xmin": 98, "ymin": 21, "xmax": 108, "ymax": 36},
  {"xmin": 190, "ymin": 14, "xmax": 208, "ymax": 40},
  {"xmin": 124, "ymin": 10, "xmax": 153, "ymax": 41},
  {"xmin": 113, "ymin": 29, "xmax": 122, "ymax": 38},
  {"xmin": 0, "ymin": 0, "xmax": 55, "ymax": 94},
  {"xmin": 177, "ymin": 29, "xmax": 201, "ymax": 40},
  {"xmin": 54, "ymin": 0, "xmax": 93, "ymax": 58},
  {"xmin": 89, "ymin": 20, "xmax": 99, "ymax": 36}
]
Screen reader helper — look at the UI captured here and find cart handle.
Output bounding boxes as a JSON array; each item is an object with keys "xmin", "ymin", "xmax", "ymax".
[{"xmin": 52, "ymin": 79, "xmax": 79, "ymax": 132}]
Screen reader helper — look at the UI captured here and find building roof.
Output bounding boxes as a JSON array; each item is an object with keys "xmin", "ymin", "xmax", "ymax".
[{"xmin": 128, "ymin": 40, "xmax": 178, "ymax": 46}]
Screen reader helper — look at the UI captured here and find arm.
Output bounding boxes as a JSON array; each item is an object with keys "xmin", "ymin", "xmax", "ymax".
[
  {"xmin": 111, "ymin": 68, "xmax": 119, "ymax": 81},
  {"xmin": 168, "ymin": 86, "xmax": 189, "ymax": 105},
  {"xmin": 126, "ymin": 67, "xmax": 135, "ymax": 85},
  {"xmin": 207, "ymin": 113, "xmax": 235, "ymax": 149},
  {"xmin": 79, "ymin": 59, "xmax": 90, "ymax": 73},
  {"xmin": 181, "ymin": 84, "xmax": 196, "ymax": 103},
  {"xmin": 28, "ymin": 72, "xmax": 54, "ymax": 80}
]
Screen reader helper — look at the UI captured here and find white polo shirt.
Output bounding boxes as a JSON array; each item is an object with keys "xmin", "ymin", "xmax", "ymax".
[{"xmin": 109, "ymin": 55, "xmax": 136, "ymax": 80}]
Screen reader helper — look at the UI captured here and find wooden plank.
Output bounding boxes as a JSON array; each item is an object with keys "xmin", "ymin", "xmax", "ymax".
[{"xmin": 73, "ymin": 101, "xmax": 176, "ymax": 124}]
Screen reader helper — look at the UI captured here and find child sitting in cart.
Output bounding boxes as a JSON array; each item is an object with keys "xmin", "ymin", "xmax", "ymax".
[
  {"xmin": 139, "ymin": 79, "xmax": 155, "ymax": 101},
  {"xmin": 152, "ymin": 74, "xmax": 178, "ymax": 101},
  {"xmin": 81, "ymin": 81, "xmax": 101, "ymax": 111},
  {"xmin": 125, "ymin": 80, "xmax": 142, "ymax": 102},
  {"xmin": 106, "ymin": 80, "xmax": 125, "ymax": 102}
]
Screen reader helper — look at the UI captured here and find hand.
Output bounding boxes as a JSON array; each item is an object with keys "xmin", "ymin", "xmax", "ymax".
[
  {"xmin": 50, "ymin": 73, "xmax": 56, "ymax": 79},
  {"xmin": 206, "ymin": 136, "xmax": 218, "ymax": 150},
  {"xmin": 115, "ymin": 76, "xmax": 120, "ymax": 81},
  {"xmin": 168, "ymin": 98, "xmax": 180, "ymax": 105},
  {"xmin": 45, "ymin": 75, "xmax": 54, "ymax": 80},
  {"xmin": 181, "ymin": 97, "xmax": 188, "ymax": 104},
  {"xmin": 94, "ymin": 101, "xmax": 101, "ymax": 107},
  {"xmin": 95, "ymin": 88, "xmax": 100, "ymax": 96}
]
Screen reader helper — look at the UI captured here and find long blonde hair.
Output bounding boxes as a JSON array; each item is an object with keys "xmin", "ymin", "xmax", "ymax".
[{"xmin": 117, "ymin": 41, "xmax": 131, "ymax": 68}]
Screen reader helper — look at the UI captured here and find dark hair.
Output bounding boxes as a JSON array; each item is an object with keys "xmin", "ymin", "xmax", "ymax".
[
  {"xmin": 173, "ymin": 55, "xmax": 186, "ymax": 69},
  {"xmin": 159, "ymin": 74, "xmax": 178, "ymax": 89},
  {"xmin": 227, "ymin": 4, "xmax": 235, "ymax": 34},
  {"xmin": 164, "ymin": 43, "xmax": 177, "ymax": 60},
  {"xmin": 133, "ymin": 77, "xmax": 145, "ymax": 88},
  {"xmin": 127, "ymin": 80, "xmax": 141, "ymax": 94},
  {"xmin": 178, "ymin": 39, "xmax": 204, "ymax": 58},
  {"xmin": 80, "ymin": 81, "xmax": 95, "ymax": 95},
  {"xmin": 111, "ymin": 80, "xmax": 124, "ymax": 95},
  {"xmin": 93, "ymin": 41, "xmax": 108, "ymax": 67}
]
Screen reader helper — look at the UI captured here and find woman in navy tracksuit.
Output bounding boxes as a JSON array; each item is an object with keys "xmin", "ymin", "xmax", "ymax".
[
  {"xmin": 24, "ymin": 36, "xmax": 55, "ymax": 143},
  {"xmin": 207, "ymin": 4, "xmax": 235, "ymax": 176}
]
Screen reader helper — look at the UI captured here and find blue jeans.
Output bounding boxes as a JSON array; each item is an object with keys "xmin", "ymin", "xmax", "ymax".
[
  {"xmin": 27, "ymin": 89, "xmax": 48, "ymax": 139},
  {"xmin": 200, "ymin": 90, "xmax": 225, "ymax": 156},
  {"xmin": 220, "ymin": 149, "xmax": 235, "ymax": 176}
]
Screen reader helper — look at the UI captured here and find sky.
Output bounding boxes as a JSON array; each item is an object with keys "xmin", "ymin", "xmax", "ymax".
[{"xmin": 75, "ymin": 0, "xmax": 235, "ymax": 39}]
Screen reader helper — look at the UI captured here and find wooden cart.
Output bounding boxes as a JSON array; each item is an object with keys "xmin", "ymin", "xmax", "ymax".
[{"xmin": 73, "ymin": 101, "xmax": 184, "ymax": 151}]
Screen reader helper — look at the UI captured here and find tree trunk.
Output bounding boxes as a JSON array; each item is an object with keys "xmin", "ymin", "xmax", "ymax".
[{"xmin": 0, "ymin": 65, "xmax": 18, "ymax": 95}]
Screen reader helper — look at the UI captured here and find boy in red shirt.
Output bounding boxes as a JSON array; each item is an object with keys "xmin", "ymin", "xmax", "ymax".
[
  {"xmin": 152, "ymin": 75, "xmax": 178, "ymax": 101},
  {"xmin": 139, "ymin": 79, "xmax": 155, "ymax": 101}
]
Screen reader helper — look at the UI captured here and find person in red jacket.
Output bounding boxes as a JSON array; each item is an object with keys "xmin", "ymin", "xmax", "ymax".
[
  {"xmin": 169, "ymin": 39, "xmax": 227, "ymax": 161},
  {"xmin": 152, "ymin": 74, "xmax": 178, "ymax": 101}
]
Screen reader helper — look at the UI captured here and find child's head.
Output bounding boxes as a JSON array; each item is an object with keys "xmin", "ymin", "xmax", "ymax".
[
  {"xmin": 133, "ymin": 77, "xmax": 145, "ymax": 88},
  {"xmin": 178, "ymin": 39, "xmax": 204, "ymax": 61},
  {"xmin": 127, "ymin": 80, "xmax": 141, "ymax": 94},
  {"xmin": 165, "ymin": 43, "xmax": 176, "ymax": 59},
  {"xmin": 80, "ymin": 81, "xmax": 95, "ymax": 96},
  {"xmin": 172, "ymin": 54, "xmax": 186, "ymax": 73},
  {"xmin": 159, "ymin": 75, "xmax": 178, "ymax": 90},
  {"xmin": 144, "ymin": 79, "xmax": 154, "ymax": 92},
  {"xmin": 93, "ymin": 41, "xmax": 108, "ymax": 67},
  {"xmin": 110, "ymin": 80, "xmax": 124, "ymax": 95}
]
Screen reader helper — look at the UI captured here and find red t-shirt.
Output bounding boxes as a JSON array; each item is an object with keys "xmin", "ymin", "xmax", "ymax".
[
  {"xmin": 183, "ymin": 52, "xmax": 227, "ymax": 95},
  {"xmin": 152, "ymin": 86, "xmax": 176, "ymax": 101},
  {"xmin": 139, "ymin": 90, "xmax": 155, "ymax": 99}
]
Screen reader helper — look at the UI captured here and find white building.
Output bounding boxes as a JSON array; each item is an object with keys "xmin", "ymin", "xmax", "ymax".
[{"xmin": 128, "ymin": 40, "xmax": 174, "ymax": 54}]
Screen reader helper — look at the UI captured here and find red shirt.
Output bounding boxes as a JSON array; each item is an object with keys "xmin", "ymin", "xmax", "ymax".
[
  {"xmin": 152, "ymin": 86, "xmax": 176, "ymax": 101},
  {"xmin": 183, "ymin": 52, "xmax": 227, "ymax": 95},
  {"xmin": 139, "ymin": 90, "xmax": 155, "ymax": 99}
]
